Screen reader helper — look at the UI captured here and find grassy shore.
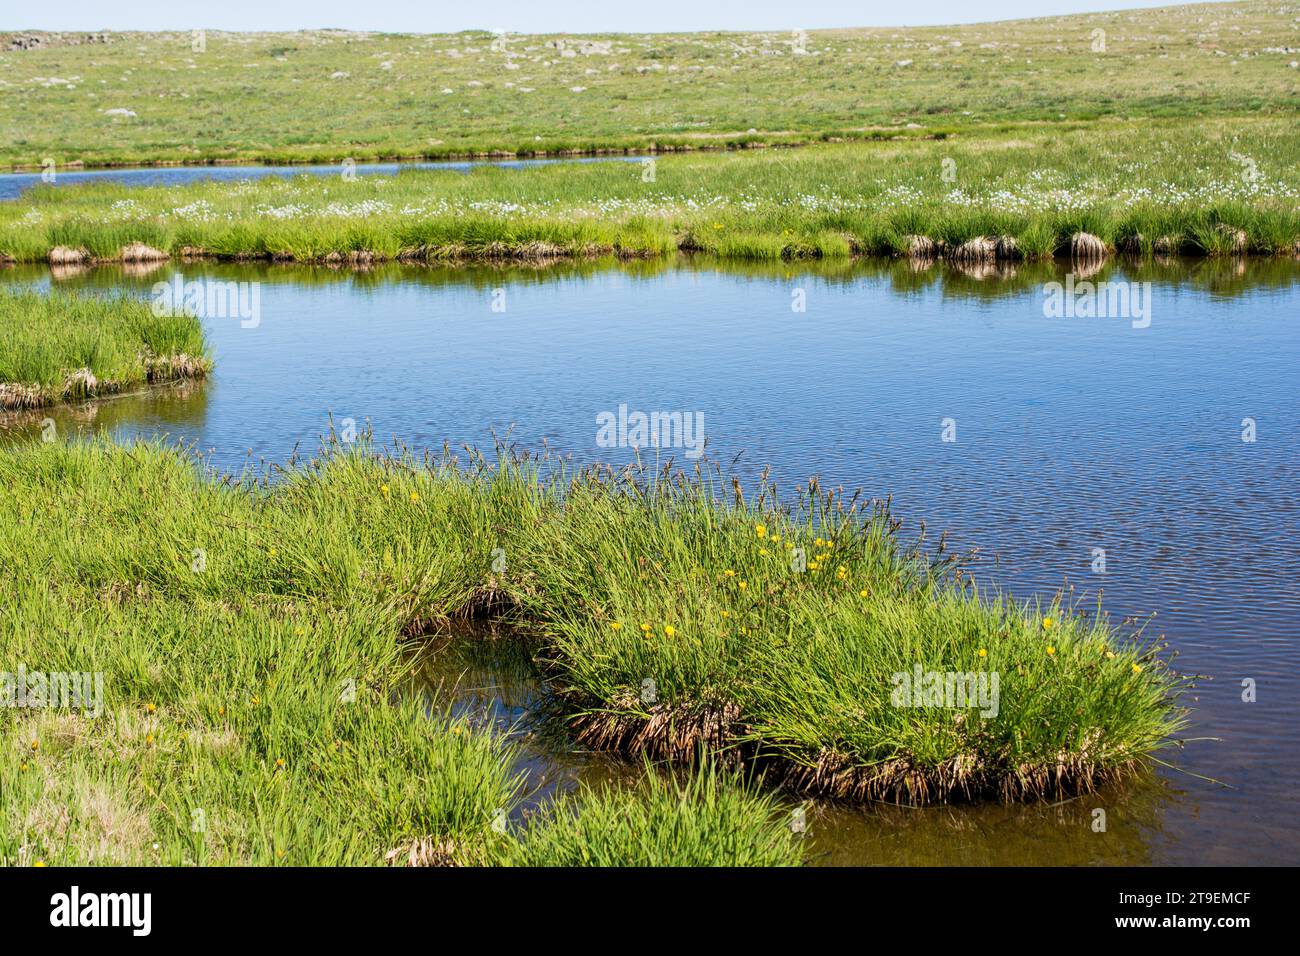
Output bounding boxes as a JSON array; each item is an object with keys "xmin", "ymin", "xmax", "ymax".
[
  {"xmin": 0, "ymin": 288, "xmax": 210, "ymax": 410},
  {"xmin": 0, "ymin": 436, "xmax": 1184, "ymax": 865},
  {"xmin": 0, "ymin": 438, "xmax": 804, "ymax": 866},
  {"xmin": 2, "ymin": 116, "xmax": 1297, "ymax": 264},
  {"xmin": 1, "ymin": 2, "xmax": 1296, "ymax": 169}
]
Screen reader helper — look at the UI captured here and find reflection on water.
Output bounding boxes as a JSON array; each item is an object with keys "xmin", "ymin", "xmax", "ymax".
[
  {"xmin": 403, "ymin": 626, "xmax": 635, "ymax": 820},
  {"xmin": 8, "ymin": 250, "xmax": 1300, "ymax": 297},
  {"xmin": 408, "ymin": 626, "xmax": 1178, "ymax": 866},
  {"xmin": 0, "ymin": 381, "xmax": 210, "ymax": 444},
  {"xmin": 3, "ymin": 254, "xmax": 1298, "ymax": 864}
]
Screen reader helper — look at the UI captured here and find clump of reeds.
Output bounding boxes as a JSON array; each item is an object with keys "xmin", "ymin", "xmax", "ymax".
[
  {"xmin": 500, "ymin": 765, "xmax": 804, "ymax": 867},
  {"xmin": 0, "ymin": 288, "xmax": 210, "ymax": 409},
  {"xmin": 119, "ymin": 241, "xmax": 169, "ymax": 262},
  {"xmin": 949, "ymin": 235, "xmax": 998, "ymax": 262},
  {"xmin": 508, "ymin": 449, "xmax": 1186, "ymax": 804},
  {"xmin": 905, "ymin": 234, "xmax": 939, "ymax": 258},
  {"xmin": 1070, "ymin": 231, "xmax": 1108, "ymax": 261},
  {"xmin": 47, "ymin": 245, "xmax": 86, "ymax": 264},
  {"xmin": 994, "ymin": 235, "xmax": 1021, "ymax": 260}
]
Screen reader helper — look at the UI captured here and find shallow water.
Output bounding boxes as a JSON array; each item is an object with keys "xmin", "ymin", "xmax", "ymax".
[
  {"xmin": 0, "ymin": 155, "xmax": 640, "ymax": 201},
  {"xmin": 3, "ymin": 254, "xmax": 1297, "ymax": 865}
]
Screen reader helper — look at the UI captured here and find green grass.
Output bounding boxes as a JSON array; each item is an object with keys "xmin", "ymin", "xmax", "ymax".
[
  {"xmin": 502, "ymin": 767, "xmax": 804, "ymax": 867},
  {"xmin": 0, "ymin": 2, "xmax": 1296, "ymax": 168},
  {"xmin": 0, "ymin": 288, "xmax": 211, "ymax": 409},
  {"xmin": 0, "ymin": 438, "xmax": 800, "ymax": 866},
  {"xmin": 524, "ymin": 457, "xmax": 1183, "ymax": 801},
  {"xmin": 3, "ymin": 115, "xmax": 1296, "ymax": 264},
  {"xmin": 0, "ymin": 435, "xmax": 1185, "ymax": 868}
]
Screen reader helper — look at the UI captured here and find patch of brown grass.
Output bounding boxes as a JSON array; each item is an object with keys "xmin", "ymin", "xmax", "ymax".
[
  {"xmin": 384, "ymin": 836, "xmax": 459, "ymax": 867},
  {"xmin": 1070, "ymin": 231, "xmax": 1108, "ymax": 260},
  {"xmin": 571, "ymin": 694, "xmax": 743, "ymax": 764},
  {"xmin": 23, "ymin": 775, "xmax": 153, "ymax": 864},
  {"xmin": 47, "ymin": 245, "xmax": 86, "ymax": 265}
]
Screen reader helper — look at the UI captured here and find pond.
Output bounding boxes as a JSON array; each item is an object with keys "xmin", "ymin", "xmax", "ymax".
[{"xmin": 3, "ymin": 254, "xmax": 1297, "ymax": 864}]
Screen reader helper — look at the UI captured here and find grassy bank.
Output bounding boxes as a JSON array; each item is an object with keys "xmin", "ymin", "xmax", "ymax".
[
  {"xmin": 1, "ymin": 2, "xmax": 1296, "ymax": 168},
  {"xmin": 0, "ymin": 288, "xmax": 210, "ymax": 410},
  {"xmin": 0, "ymin": 437, "xmax": 1185, "ymax": 867},
  {"xmin": 2, "ymin": 117, "xmax": 1296, "ymax": 264},
  {"xmin": 0, "ymin": 438, "xmax": 803, "ymax": 866}
]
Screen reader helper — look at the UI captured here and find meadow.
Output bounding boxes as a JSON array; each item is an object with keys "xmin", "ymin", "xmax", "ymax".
[
  {"xmin": 0, "ymin": 287, "xmax": 209, "ymax": 409},
  {"xmin": 1, "ymin": 2, "xmax": 1296, "ymax": 169},
  {"xmin": 0, "ymin": 434, "xmax": 1185, "ymax": 864},
  {"xmin": 0, "ymin": 0, "xmax": 1276, "ymax": 868},
  {"xmin": 1, "ymin": 116, "xmax": 1297, "ymax": 264}
]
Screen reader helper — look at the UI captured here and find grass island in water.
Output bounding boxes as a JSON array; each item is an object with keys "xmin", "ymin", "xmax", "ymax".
[
  {"xmin": 0, "ymin": 288, "xmax": 210, "ymax": 410},
  {"xmin": 0, "ymin": 435, "xmax": 1186, "ymax": 865}
]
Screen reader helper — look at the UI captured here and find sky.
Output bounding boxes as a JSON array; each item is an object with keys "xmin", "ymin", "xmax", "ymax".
[{"xmin": 5, "ymin": 0, "xmax": 1191, "ymax": 34}]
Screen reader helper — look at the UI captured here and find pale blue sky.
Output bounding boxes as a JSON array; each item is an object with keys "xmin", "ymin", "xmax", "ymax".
[{"xmin": 6, "ymin": 0, "xmax": 1189, "ymax": 33}]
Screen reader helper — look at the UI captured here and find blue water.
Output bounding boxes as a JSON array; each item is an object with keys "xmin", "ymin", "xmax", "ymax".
[
  {"xmin": 3, "ymin": 256, "xmax": 1298, "ymax": 864},
  {"xmin": 0, "ymin": 155, "xmax": 640, "ymax": 201}
]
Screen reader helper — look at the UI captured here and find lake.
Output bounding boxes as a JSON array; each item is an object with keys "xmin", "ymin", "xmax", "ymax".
[{"xmin": 3, "ymin": 254, "xmax": 1297, "ymax": 865}]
